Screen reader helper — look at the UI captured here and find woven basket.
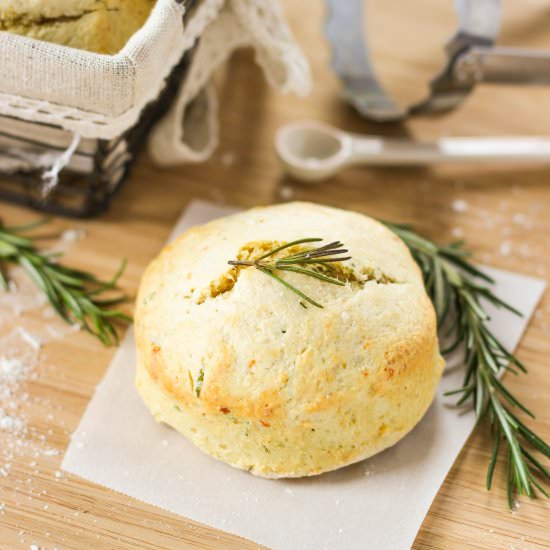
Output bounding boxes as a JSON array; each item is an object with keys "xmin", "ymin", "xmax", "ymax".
[
  {"xmin": 0, "ymin": 48, "xmax": 194, "ymax": 217},
  {"xmin": 0, "ymin": 0, "xmax": 310, "ymax": 217},
  {"xmin": 0, "ymin": 0, "xmax": 198, "ymax": 217}
]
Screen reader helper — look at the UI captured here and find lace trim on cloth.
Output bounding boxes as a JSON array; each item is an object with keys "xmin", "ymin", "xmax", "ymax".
[{"xmin": 149, "ymin": 1, "xmax": 310, "ymax": 165}]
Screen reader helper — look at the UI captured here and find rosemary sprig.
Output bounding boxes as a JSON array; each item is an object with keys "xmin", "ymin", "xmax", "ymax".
[
  {"xmin": 228, "ymin": 238, "xmax": 351, "ymax": 308},
  {"xmin": 0, "ymin": 218, "xmax": 131, "ymax": 346},
  {"xmin": 385, "ymin": 222, "xmax": 549, "ymax": 508}
]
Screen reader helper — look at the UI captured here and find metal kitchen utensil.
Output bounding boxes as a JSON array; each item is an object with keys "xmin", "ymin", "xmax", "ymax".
[
  {"xmin": 325, "ymin": 0, "xmax": 550, "ymax": 121},
  {"xmin": 276, "ymin": 120, "xmax": 550, "ymax": 182}
]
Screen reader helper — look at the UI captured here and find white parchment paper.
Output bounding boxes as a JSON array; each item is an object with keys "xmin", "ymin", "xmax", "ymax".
[{"xmin": 63, "ymin": 200, "xmax": 546, "ymax": 550}]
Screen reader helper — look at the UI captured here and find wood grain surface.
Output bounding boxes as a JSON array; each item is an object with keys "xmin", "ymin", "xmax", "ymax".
[{"xmin": 1, "ymin": 1, "xmax": 550, "ymax": 548}]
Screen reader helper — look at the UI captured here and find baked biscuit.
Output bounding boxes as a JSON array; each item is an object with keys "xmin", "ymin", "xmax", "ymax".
[
  {"xmin": 0, "ymin": 0, "xmax": 155, "ymax": 54},
  {"xmin": 135, "ymin": 202, "xmax": 444, "ymax": 477}
]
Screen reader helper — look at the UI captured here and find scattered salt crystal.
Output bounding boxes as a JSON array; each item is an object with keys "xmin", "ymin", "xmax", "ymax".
[
  {"xmin": 0, "ymin": 411, "xmax": 24, "ymax": 432},
  {"xmin": 337, "ymin": 528, "xmax": 344, "ymax": 535},
  {"xmin": 16, "ymin": 327, "xmax": 41, "ymax": 351},
  {"xmin": 30, "ymin": 545, "xmax": 39, "ymax": 550},
  {"xmin": 284, "ymin": 488, "xmax": 293, "ymax": 495},
  {"xmin": 452, "ymin": 199, "xmax": 468, "ymax": 213},
  {"xmin": 0, "ymin": 357, "xmax": 25, "ymax": 384},
  {"xmin": 499, "ymin": 241, "xmax": 512, "ymax": 256},
  {"xmin": 451, "ymin": 227, "xmax": 464, "ymax": 238},
  {"xmin": 419, "ymin": 181, "xmax": 430, "ymax": 192},
  {"xmin": 42, "ymin": 449, "xmax": 59, "ymax": 457},
  {"xmin": 42, "ymin": 308, "xmax": 55, "ymax": 319},
  {"xmin": 54, "ymin": 470, "xmax": 63, "ymax": 479},
  {"xmin": 364, "ymin": 465, "xmax": 375, "ymax": 477},
  {"xmin": 220, "ymin": 152, "xmax": 236, "ymax": 167},
  {"xmin": 512, "ymin": 213, "xmax": 527, "ymax": 226},
  {"xmin": 45, "ymin": 325, "xmax": 64, "ymax": 340},
  {"xmin": 480, "ymin": 253, "xmax": 491, "ymax": 263},
  {"xmin": 279, "ymin": 186, "xmax": 294, "ymax": 200},
  {"xmin": 61, "ymin": 228, "xmax": 86, "ymax": 243},
  {"xmin": 483, "ymin": 217, "xmax": 496, "ymax": 229}
]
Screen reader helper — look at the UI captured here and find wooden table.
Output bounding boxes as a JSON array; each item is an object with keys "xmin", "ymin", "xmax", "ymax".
[{"xmin": 1, "ymin": 1, "xmax": 549, "ymax": 548}]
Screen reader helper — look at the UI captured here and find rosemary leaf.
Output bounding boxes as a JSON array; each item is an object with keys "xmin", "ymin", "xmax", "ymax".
[
  {"xmin": 487, "ymin": 428, "xmax": 501, "ymax": 490},
  {"xmin": 276, "ymin": 265, "xmax": 345, "ymax": 286},
  {"xmin": 0, "ymin": 218, "xmax": 130, "ymax": 346},
  {"xmin": 257, "ymin": 237, "xmax": 322, "ymax": 260},
  {"xmin": 386, "ymin": 221, "xmax": 549, "ymax": 508},
  {"xmin": 229, "ymin": 238, "xmax": 352, "ymax": 308}
]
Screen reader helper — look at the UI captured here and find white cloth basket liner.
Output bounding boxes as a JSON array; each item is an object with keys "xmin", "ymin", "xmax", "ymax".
[{"xmin": 0, "ymin": 0, "xmax": 310, "ymax": 165}]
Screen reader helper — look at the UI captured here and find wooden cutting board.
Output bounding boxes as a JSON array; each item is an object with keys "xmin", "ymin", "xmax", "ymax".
[{"xmin": 1, "ymin": 1, "xmax": 549, "ymax": 548}]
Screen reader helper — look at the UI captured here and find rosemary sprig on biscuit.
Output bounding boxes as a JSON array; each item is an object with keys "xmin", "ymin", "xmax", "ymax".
[
  {"xmin": 228, "ymin": 237, "xmax": 351, "ymax": 308},
  {"xmin": 0, "ymin": 218, "xmax": 130, "ymax": 346},
  {"xmin": 386, "ymin": 222, "xmax": 549, "ymax": 508}
]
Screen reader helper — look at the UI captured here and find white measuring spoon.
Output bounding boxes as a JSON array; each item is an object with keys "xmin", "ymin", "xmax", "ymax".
[{"xmin": 275, "ymin": 121, "xmax": 550, "ymax": 182}]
